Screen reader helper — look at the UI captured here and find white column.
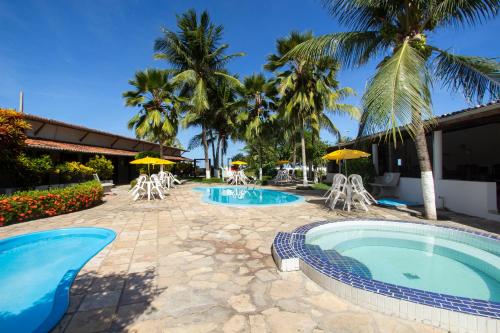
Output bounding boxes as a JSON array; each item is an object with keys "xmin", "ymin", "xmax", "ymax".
[
  {"xmin": 433, "ymin": 130, "xmax": 443, "ymax": 180},
  {"xmin": 371, "ymin": 143, "xmax": 379, "ymax": 175}
]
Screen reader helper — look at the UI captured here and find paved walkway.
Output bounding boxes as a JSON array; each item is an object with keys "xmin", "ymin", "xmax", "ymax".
[{"xmin": 1, "ymin": 183, "xmax": 497, "ymax": 333}]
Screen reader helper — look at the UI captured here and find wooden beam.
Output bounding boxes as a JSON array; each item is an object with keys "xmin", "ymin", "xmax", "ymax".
[
  {"xmin": 34, "ymin": 123, "xmax": 46, "ymax": 135},
  {"xmin": 110, "ymin": 137, "xmax": 120, "ymax": 147},
  {"xmin": 132, "ymin": 141, "xmax": 141, "ymax": 149},
  {"xmin": 79, "ymin": 131, "xmax": 90, "ymax": 142}
]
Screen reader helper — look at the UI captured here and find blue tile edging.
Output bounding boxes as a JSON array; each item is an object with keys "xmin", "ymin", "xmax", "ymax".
[{"xmin": 271, "ymin": 219, "xmax": 500, "ymax": 331}]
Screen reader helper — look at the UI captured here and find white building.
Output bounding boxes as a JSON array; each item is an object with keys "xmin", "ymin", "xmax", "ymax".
[{"xmin": 326, "ymin": 101, "xmax": 500, "ymax": 221}]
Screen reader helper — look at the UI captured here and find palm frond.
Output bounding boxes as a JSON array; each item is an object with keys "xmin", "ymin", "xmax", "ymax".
[
  {"xmin": 361, "ymin": 40, "xmax": 431, "ymax": 143},
  {"xmin": 431, "ymin": 46, "xmax": 500, "ymax": 102},
  {"xmin": 287, "ymin": 31, "xmax": 388, "ymax": 68},
  {"xmin": 427, "ymin": 0, "xmax": 499, "ymax": 29}
]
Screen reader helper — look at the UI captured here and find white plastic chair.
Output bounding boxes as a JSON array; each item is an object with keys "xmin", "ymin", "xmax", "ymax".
[{"xmin": 349, "ymin": 174, "xmax": 376, "ymax": 206}]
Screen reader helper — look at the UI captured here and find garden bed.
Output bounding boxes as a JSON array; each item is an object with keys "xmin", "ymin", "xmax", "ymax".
[{"xmin": 0, "ymin": 181, "xmax": 103, "ymax": 226}]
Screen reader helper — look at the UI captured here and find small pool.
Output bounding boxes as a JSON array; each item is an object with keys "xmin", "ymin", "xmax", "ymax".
[
  {"xmin": 0, "ymin": 227, "xmax": 116, "ymax": 333},
  {"xmin": 196, "ymin": 186, "xmax": 303, "ymax": 206},
  {"xmin": 272, "ymin": 220, "xmax": 500, "ymax": 331},
  {"xmin": 307, "ymin": 222, "xmax": 500, "ymax": 302}
]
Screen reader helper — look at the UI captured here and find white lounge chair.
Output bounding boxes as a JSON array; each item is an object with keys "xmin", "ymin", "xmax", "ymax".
[
  {"xmin": 93, "ymin": 173, "xmax": 114, "ymax": 193},
  {"xmin": 348, "ymin": 174, "xmax": 376, "ymax": 211}
]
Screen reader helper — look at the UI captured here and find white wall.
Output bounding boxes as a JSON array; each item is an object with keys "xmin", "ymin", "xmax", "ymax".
[{"xmin": 396, "ymin": 177, "xmax": 500, "ymax": 222}]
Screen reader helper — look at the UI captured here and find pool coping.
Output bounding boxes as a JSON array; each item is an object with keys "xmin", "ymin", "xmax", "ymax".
[
  {"xmin": 0, "ymin": 227, "xmax": 116, "ymax": 333},
  {"xmin": 192, "ymin": 185, "xmax": 305, "ymax": 208},
  {"xmin": 272, "ymin": 219, "xmax": 500, "ymax": 332}
]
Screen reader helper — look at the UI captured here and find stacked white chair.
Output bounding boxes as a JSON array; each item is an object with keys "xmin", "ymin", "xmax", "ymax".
[
  {"xmin": 325, "ymin": 174, "xmax": 348, "ymax": 210},
  {"xmin": 130, "ymin": 175, "xmax": 148, "ymax": 201},
  {"xmin": 348, "ymin": 174, "xmax": 376, "ymax": 211}
]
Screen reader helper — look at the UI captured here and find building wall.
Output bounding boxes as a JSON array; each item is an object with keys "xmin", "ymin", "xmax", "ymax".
[{"xmin": 395, "ymin": 177, "xmax": 500, "ymax": 221}]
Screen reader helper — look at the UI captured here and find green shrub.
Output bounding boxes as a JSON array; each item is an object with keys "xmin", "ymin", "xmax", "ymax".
[
  {"xmin": 17, "ymin": 153, "xmax": 54, "ymax": 186},
  {"xmin": 86, "ymin": 155, "xmax": 114, "ymax": 180},
  {"xmin": 344, "ymin": 158, "xmax": 376, "ymax": 187},
  {"xmin": 0, "ymin": 181, "xmax": 103, "ymax": 226},
  {"xmin": 56, "ymin": 161, "xmax": 95, "ymax": 183},
  {"xmin": 130, "ymin": 179, "xmax": 137, "ymax": 189}
]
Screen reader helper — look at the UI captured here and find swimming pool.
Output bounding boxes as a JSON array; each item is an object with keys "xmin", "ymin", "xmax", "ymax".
[
  {"xmin": 272, "ymin": 220, "xmax": 500, "ymax": 332},
  {"xmin": 0, "ymin": 227, "xmax": 116, "ymax": 333},
  {"xmin": 195, "ymin": 186, "xmax": 303, "ymax": 206}
]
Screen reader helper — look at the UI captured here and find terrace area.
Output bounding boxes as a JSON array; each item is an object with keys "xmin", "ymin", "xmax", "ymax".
[{"xmin": 1, "ymin": 184, "xmax": 497, "ymax": 333}]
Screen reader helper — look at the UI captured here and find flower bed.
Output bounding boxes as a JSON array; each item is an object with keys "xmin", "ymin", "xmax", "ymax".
[{"xmin": 0, "ymin": 181, "xmax": 103, "ymax": 226}]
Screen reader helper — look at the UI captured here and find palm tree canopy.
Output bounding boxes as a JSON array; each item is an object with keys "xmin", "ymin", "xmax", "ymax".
[
  {"xmin": 123, "ymin": 69, "xmax": 180, "ymax": 142},
  {"xmin": 288, "ymin": 0, "xmax": 500, "ymax": 141},
  {"xmin": 154, "ymin": 9, "xmax": 244, "ymax": 117},
  {"xmin": 268, "ymin": 31, "xmax": 360, "ymax": 140}
]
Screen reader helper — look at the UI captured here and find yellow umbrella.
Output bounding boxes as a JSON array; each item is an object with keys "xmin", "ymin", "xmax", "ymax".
[
  {"xmin": 322, "ymin": 149, "xmax": 370, "ymax": 174},
  {"xmin": 230, "ymin": 160, "xmax": 248, "ymax": 165},
  {"xmin": 130, "ymin": 157, "xmax": 175, "ymax": 175},
  {"xmin": 276, "ymin": 160, "xmax": 289, "ymax": 165}
]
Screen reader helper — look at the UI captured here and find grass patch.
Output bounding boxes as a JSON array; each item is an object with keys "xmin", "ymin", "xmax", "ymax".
[{"xmin": 312, "ymin": 182, "xmax": 331, "ymax": 191}]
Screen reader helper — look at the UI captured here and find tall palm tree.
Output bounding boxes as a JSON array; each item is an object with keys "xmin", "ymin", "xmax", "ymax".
[
  {"xmin": 154, "ymin": 9, "xmax": 243, "ymax": 179},
  {"xmin": 289, "ymin": 0, "xmax": 500, "ymax": 219},
  {"xmin": 123, "ymin": 69, "xmax": 181, "ymax": 167},
  {"xmin": 208, "ymin": 78, "xmax": 245, "ymax": 177},
  {"xmin": 267, "ymin": 31, "xmax": 360, "ymax": 187},
  {"xmin": 239, "ymin": 73, "xmax": 278, "ymax": 180}
]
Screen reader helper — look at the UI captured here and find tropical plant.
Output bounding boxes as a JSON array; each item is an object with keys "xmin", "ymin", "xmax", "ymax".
[
  {"xmin": 17, "ymin": 153, "xmax": 54, "ymax": 186},
  {"xmin": 0, "ymin": 109, "xmax": 30, "ymax": 164},
  {"xmin": 86, "ymin": 155, "xmax": 114, "ymax": 180},
  {"xmin": 154, "ymin": 9, "xmax": 244, "ymax": 179},
  {"xmin": 267, "ymin": 31, "xmax": 359, "ymax": 187},
  {"xmin": 289, "ymin": 0, "xmax": 500, "ymax": 219},
  {"xmin": 56, "ymin": 162, "xmax": 95, "ymax": 183},
  {"xmin": 238, "ymin": 73, "xmax": 278, "ymax": 180},
  {"xmin": 123, "ymin": 69, "xmax": 181, "ymax": 167}
]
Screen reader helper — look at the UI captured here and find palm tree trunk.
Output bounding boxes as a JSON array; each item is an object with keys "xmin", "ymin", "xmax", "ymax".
[
  {"xmin": 202, "ymin": 126, "xmax": 211, "ymax": 179},
  {"xmin": 414, "ymin": 121, "xmax": 437, "ymax": 220},
  {"xmin": 215, "ymin": 135, "xmax": 221, "ymax": 178},
  {"xmin": 259, "ymin": 142, "xmax": 262, "ymax": 181},
  {"xmin": 159, "ymin": 142, "xmax": 164, "ymax": 172},
  {"xmin": 300, "ymin": 123, "xmax": 308, "ymax": 187}
]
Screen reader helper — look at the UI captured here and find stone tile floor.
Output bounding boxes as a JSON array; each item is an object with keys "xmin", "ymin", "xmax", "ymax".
[{"xmin": 1, "ymin": 183, "xmax": 498, "ymax": 333}]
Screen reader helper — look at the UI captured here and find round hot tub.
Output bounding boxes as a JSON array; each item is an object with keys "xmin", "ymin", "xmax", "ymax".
[{"xmin": 272, "ymin": 220, "xmax": 500, "ymax": 332}]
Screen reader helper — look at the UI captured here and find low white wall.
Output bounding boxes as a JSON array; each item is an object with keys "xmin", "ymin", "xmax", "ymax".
[{"xmin": 396, "ymin": 177, "xmax": 500, "ymax": 222}]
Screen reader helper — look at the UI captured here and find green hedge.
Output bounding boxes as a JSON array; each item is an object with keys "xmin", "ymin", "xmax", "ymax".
[{"xmin": 0, "ymin": 181, "xmax": 103, "ymax": 226}]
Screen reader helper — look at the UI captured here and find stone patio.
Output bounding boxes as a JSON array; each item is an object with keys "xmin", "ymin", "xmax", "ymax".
[{"xmin": 1, "ymin": 183, "xmax": 498, "ymax": 333}]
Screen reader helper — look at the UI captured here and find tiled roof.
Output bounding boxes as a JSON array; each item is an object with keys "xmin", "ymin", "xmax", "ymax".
[
  {"xmin": 24, "ymin": 113, "xmax": 188, "ymax": 152},
  {"xmin": 435, "ymin": 99, "xmax": 500, "ymax": 120},
  {"xmin": 330, "ymin": 100, "xmax": 500, "ymax": 149},
  {"xmin": 26, "ymin": 139, "xmax": 137, "ymax": 156},
  {"xmin": 25, "ymin": 139, "xmax": 191, "ymax": 161},
  {"xmin": 25, "ymin": 138, "xmax": 193, "ymax": 161}
]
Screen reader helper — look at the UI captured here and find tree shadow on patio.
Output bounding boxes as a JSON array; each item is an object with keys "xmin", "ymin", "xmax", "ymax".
[{"xmin": 52, "ymin": 268, "xmax": 164, "ymax": 333}]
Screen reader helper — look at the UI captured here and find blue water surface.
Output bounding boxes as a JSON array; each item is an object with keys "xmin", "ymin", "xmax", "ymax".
[
  {"xmin": 196, "ymin": 186, "xmax": 303, "ymax": 206},
  {"xmin": 307, "ymin": 226, "xmax": 500, "ymax": 302},
  {"xmin": 0, "ymin": 228, "xmax": 115, "ymax": 333}
]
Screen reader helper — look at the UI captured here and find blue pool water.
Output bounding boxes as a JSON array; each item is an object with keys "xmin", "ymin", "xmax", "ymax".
[
  {"xmin": 0, "ymin": 228, "xmax": 115, "ymax": 333},
  {"xmin": 197, "ymin": 186, "xmax": 303, "ymax": 206},
  {"xmin": 306, "ymin": 222, "xmax": 500, "ymax": 302}
]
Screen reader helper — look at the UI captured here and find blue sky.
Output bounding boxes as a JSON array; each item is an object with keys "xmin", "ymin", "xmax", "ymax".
[{"xmin": 1, "ymin": 0, "xmax": 499, "ymax": 160}]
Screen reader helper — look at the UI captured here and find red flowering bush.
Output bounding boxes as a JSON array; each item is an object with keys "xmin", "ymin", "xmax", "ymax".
[{"xmin": 0, "ymin": 181, "xmax": 103, "ymax": 226}]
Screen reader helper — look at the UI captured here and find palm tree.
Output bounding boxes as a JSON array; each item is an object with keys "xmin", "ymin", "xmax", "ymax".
[
  {"xmin": 289, "ymin": 0, "xmax": 500, "ymax": 219},
  {"xmin": 267, "ymin": 31, "xmax": 359, "ymax": 187},
  {"xmin": 239, "ymin": 73, "xmax": 278, "ymax": 180},
  {"xmin": 154, "ymin": 9, "xmax": 243, "ymax": 179},
  {"xmin": 210, "ymin": 79, "xmax": 246, "ymax": 177},
  {"xmin": 123, "ymin": 69, "xmax": 180, "ymax": 168}
]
